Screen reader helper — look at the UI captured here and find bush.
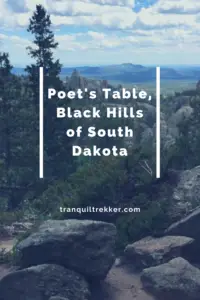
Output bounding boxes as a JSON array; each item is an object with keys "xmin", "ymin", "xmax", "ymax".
[
  {"xmin": 34, "ymin": 156, "xmax": 128, "ymax": 217},
  {"xmin": 115, "ymin": 199, "xmax": 171, "ymax": 253}
]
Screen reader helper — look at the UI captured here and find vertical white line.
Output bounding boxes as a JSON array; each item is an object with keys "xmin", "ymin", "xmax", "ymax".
[
  {"xmin": 156, "ymin": 67, "xmax": 160, "ymax": 179},
  {"xmin": 39, "ymin": 67, "xmax": 44, "ymax": 179}
]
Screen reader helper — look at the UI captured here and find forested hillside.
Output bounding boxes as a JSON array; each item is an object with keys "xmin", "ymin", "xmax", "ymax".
[{"xmin": 1, "ymin": 4, "xmax": 200, "ymax": 253}]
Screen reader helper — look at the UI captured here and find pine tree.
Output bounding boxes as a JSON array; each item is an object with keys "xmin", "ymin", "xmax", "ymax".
[
  {"xmin": 0, "ymin": 53, "xmax": 29, "ymax": 209},
  {"xmin": 0, "ymin": 52, "xmax": 13, "ymax": 189},
  {"xmin": 25, "ymin": 4, "xmax": 62, "ymax": 106},
  {"xmin": 25, "ymin": 5, "xmax": 75, "ymax": 180}
]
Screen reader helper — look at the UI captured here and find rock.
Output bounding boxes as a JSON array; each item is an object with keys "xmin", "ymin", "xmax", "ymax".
[
  {"xmin": 49, "ymin": 297, "xmax": 69, "ymax": 300},
  {"xmin": 165, "ymin": 208, "xmax": 200, "ymax": 263},
  {"xmin": 124, "ymin": 236, "xmax": 194, "ymax": 270},
  {"xmin": 171, "ymin": 166, "xmax": 200, "ymax": 219},
  {"xmin": 138, "ymin": 103, "xmax": 156, "ymax": 126},
  {"xmin": 12, "ymin": 222, "xmax": 33, "ymax": 235},
  {"xmin": 152, "ymin": 119, "xmax": 177, "ymax": 152},
  {"xmin": 165, "ymin": 105, "xmax": 193, "ymax": 140},
  {"xmin": 68, "ymin": 69, "xmax": 85, "ymax": 90},
  {"xmin": 12, "ymin": 222, "xmax": 33, "ymax": 231},
  {"xmin": 0, "ymin": 222, "xmax": 33, "ymax": 238},
  {"xmin": 173, "ymin": 95, "xmax": 191, "ymax": 111},
  {"xmin": 168, "ymin": 105, "xmax": 193, "ymax": 128},
  {"xmin": 141, "ymin": 257, "xmax": 200, "ymax": 300},
  {"xmin": 152, "ymin": 165, "xmax": 200, "ymax": 224},
  {"xmin": 165, "ymin": 207, "xmax": 200, "ymax": 239},
  {"xmin": 101, "ymin": 79, "xmax": 108, "ymax": 88},
  {"xmin": 16, "ymin": 219, "xmax": 117, "ymax": 280},
  {"xmin": 113, "ymin": 257, "xmax": 124, "ymax": 267},
  {"xmin": 196, "ymin": 80, "xmax": 200, "ymax": 91},
  {"xmin": 0, "ymin": 264, "xmax": 90, "ymax": 300}
]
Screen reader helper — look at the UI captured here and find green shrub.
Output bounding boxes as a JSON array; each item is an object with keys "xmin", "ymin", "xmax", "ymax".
[
  {"xmin": 115, "ymin": 197, "xmax": 171, "ymax": 253},
  {"xmin": 34, "ymin": 156, "xmax": 128, "ymax": 216}
]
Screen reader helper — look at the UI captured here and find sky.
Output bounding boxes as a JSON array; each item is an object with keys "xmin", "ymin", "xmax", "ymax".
[{"xmin": 0, "ymin": 0, "xmax": 200, "ymax": 67}]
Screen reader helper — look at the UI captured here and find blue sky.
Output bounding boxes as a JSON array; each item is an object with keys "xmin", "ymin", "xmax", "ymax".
[{"xmin": 0, "ymin": 0, "xmax": 200, "ymax": 66}]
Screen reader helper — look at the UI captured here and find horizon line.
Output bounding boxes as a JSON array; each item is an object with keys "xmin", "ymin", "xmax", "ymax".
[{"xmin": 13, "ymin": 63, "xmax": 200, "ymax": 69}]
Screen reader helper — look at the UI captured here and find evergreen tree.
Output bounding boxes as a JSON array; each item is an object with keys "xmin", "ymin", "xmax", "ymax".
[
  {"xmin": 25, "ymin": 4, "xmax": 62, "ymax": 107},
  {"xmin": 0, "ymin": 52, "xmax": 13, "ymax": 190},
  {"xmin": 25, "ymin": 5, "xmax": 75, "ymax": 181},
  {"xmin": 0, "ymin": 53, "xmax": 31, "ymax": 209}
]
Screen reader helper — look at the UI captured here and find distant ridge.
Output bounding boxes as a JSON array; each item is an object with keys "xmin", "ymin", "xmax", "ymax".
[{"xmin": 12, "ymin": 63, "xmax": 200, "ymax": 82}]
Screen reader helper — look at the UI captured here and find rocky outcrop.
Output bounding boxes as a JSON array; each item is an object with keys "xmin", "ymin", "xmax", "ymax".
[
  {"xmin": 67, "ymin": 69, "xmax": 86, "ymax": 90},
  {"xmin": 170, "ymin": 166, "xmax": 200, "ymax": 219},
  {"xmin": 172, "ymin": 95, "xmax": 191, "ymax": 111},
  {"xmin": 141, "ymin": 257, "xmax": 200, "ymax": 300},
  {"xmin": 168, "ymin": 105, "xmax": 193, "ymax": 129},
  {"xmin": 196, "ymin": 80, "xmax": 200, "ymax": 91},
  {"xmin": 16, "ymin": 219, "xmax": 117, "ymax": 280},
  {"xmin": 152, "ymin": 118, "xmax": 176, "ymax": 152},
  {"xmin": 153, "ymin": 166, "xmax": 200, "ymax": 223},
  {"xmin": 164, "ymin": 207, "xmax": 200, "ymax": 264},
  {"xmin": 66, "ymin": 70, "xmax": 106, "ymax": 98},
  {"xmin": 165, "ymin": 207, "xmax": 200, "ymax": 239},
  {"xmin": 124, "ymin": 236, "xmax": 194, "ymax": 270},
  {"xmin": 0, "ymin": 264, "xmax": 90, "ymax": 300}
]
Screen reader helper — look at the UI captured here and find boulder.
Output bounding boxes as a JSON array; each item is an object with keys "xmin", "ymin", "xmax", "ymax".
[
  {"xmin": 165, "ymin": 207, "xmax": 200, "ymax": 239},
  {"xmin": 16, "ymin": 219, "xmax": 117, "ymax": 280},
  {"xmin": 165, "ymin": 208, "xmax": 200, "ymax": 263},
  {"xmin": 171, "ymin": 166, "xmax": 200, "ymax": 218},
  {"xmin": 0, "ymin": 264, "xmax": 90, "ymax": 300},
  {"xmin": 151, "ymin": 166, "xmax": 200, "ymax": 224},
  {"xmin": 141, "ymin": 257, "xmax": 200, "ymax": 300},
  {"xmin": 124, "ymin": 236, "xmax": 194, "ymax": 270}
]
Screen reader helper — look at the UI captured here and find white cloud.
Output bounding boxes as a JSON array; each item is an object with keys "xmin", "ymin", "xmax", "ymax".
[
  {"xmin": 0, "ymin": 33, "xmax": 29, "ymax": 44},
  {"xmin": 87, "ymin": 31, "xmax": 106, "ymax": 39},
  {"xmin": 80, "ymin": 0, "xmax": 134, "ymax": 6},
  {"xmin": 153, "ymin": 0, "xmax": 200, "ymax": 14},
  {"xmin": 26, "ymin": 0, "xmax": 134, "ymax": 10},
  {"xmin": 0, "ymin": 0, "xmax": 200, "ymax": 65},
  {"xmin": 0, "ymin": 0, "xmax": 198, "ymax": 32}
]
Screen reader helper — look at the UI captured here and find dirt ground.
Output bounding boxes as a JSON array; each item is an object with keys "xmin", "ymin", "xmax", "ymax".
[{"xmin": 91, "ymin": 259, "xmax": 155, "ymax": 300}]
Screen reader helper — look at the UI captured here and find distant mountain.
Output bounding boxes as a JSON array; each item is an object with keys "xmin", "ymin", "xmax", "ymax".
[
  {"xmin": 60, "ymin": 63, "xmax": 200, "ymax": 82},
  {"xmin": 12, "ymin": 63, "xmax": 200, "ymax": 83}
]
